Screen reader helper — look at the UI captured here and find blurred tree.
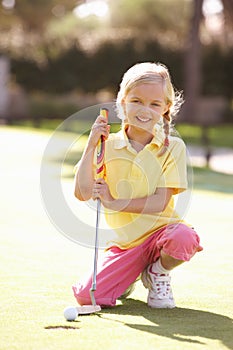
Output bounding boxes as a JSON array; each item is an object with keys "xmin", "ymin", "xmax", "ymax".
[
  {"xmin": 221, "ymin": 0, "xmax": 233, "ymax": 46},
  {"xmin": 182, "ymin": 0, "xmax": 233, "ymax": 122},
  {"xmin": 108, "ymin": 0, "xmax": 191, "ymax": 48},
  {"xmin": 182, "ymin": 0, "xmax": 203, "ymax": 122},
  {"xmin": 0, "ymin": 0, "xmax": 77, "ymax": 31},
  {"xmin": 1, "ymin": 0, "xmax": 232, "ymax": 109},
  {"xmin": 0, "ymin": 0, "xmax": 78, "ymax": 62}
]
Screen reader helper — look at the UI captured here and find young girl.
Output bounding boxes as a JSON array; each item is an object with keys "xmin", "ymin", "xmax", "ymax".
[{"xmin": 73, "ymin": 62, "xmax": 203, "ymax": 309}]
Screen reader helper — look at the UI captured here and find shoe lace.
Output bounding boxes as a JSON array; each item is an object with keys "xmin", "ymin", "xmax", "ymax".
[{"xmin": 151, "ymin": 275, "xmax": 171, "ymax": 298}]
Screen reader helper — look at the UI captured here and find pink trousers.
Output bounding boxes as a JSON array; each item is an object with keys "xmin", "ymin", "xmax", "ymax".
[{"xmin": 72, "ymin": 223, "xmax": 203, "ymax": 307}]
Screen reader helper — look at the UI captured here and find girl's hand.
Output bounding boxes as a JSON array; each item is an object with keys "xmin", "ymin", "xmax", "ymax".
[
  {"xmin": 92, "ymin": 178, "xmax": 114, "ymax": 207},
  {"xmin": 88, "ymin": 115, "xmax": 110, "ymax": 148}
]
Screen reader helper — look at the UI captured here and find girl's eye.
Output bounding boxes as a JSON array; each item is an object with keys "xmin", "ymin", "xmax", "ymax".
[{"xmin": 131, "ymin": 99, "xmax": 140, "ymax": 103}]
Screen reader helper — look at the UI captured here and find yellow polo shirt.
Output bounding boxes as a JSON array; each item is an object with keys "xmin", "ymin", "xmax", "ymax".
[{"xmin": 96, "ymin": 127, "xmax": 188, "ymax": 249}]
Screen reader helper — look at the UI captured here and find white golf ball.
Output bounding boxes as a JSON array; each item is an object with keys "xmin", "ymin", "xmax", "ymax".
[{"xmin": 63, "ymin": 306, "xmax": 78, "ymax": 321}]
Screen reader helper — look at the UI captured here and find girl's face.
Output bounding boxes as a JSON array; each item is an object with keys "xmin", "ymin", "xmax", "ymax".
[{"xmin": 123, "ymin": 82, "xmax": 169, "ymax": 134}]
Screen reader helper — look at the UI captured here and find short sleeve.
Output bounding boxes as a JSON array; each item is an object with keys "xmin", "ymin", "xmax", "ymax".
[{"xmin": 157, "ymin": 138, "xmax": 188, "ymax": 194}]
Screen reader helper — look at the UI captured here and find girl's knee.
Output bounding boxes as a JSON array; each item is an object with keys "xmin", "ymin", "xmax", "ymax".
[
  {"xmin": 171, "ymin": 224, "xmax": 199, "ymax": 243},
  {"xmin": 159, "ymin": 224, "xmax": 203, "ymax": 261}
]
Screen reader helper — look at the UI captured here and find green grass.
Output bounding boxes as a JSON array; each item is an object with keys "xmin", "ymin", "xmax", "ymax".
[
  {"xmin": 9, "ymin": 119, "xmax": 233, "ymax": 148},
  {"xmin": 176, "ymin": 123, "xmax": 233, "ymax": 148},
  {"xmin": 192, "ymin": 167, "xmax": 233, "ymax": 194},
  {"xmin": 1, "ymin": 126, "xmax": 233, "ymax": 350}
]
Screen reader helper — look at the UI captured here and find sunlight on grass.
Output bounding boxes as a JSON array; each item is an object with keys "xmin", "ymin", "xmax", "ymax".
[{"xmin": 1, "ymin": 126, "xmax": 232, "ymax": 350}]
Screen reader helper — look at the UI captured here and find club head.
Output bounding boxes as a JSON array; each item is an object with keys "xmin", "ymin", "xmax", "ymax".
[{"xmin": 76, "ymin": 304, "xmax": 101, "ymax": 315}]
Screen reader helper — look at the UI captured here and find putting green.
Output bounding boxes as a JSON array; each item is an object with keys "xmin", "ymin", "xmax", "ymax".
[{"xmin": 0, "ymin": 126, "xmax": 232, "ymax": 350}]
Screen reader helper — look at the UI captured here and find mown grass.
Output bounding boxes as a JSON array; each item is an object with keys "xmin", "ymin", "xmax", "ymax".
[
  {"xmin": 176, "ymin": 123, "xmax": 233, "ymax": 148},
  {"xmin": 1, "ymin": 126, "xmax": 232, "ymax": 350},
  {"xmin": 10, "ymin": 118, "xmax": 233, "ymax": 148},
  {"xmin": 192, "ymin": 167, "xmax": 233, "ymax": 194}
]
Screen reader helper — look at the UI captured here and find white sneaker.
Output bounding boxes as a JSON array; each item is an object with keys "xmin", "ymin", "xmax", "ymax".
[{"xmin": 141, "ymin": 264, "xmax": 175, "ymax": 308}]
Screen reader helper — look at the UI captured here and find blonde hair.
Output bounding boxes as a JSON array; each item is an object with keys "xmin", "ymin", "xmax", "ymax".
[{"xmin": 116, "ymin": 62, "xmax": 183, "ymax": 156}]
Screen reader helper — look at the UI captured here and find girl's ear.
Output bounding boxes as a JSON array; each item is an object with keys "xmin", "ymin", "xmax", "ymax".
[
  {"xmin": 118, "ymin": 98, "xmax": 127, "ymax": 122},
  {"xmin": 121, "ymin": 99, "xmax": 127, "ymax": 116}
]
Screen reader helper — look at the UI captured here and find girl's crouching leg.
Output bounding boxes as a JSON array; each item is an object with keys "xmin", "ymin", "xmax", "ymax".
[
  {"xmin": 72, "ymin": 282, "xmax": 92, "ymax": 306},
  {"xmin": 72, "ymin": 278, "xmax": 117, "ymax": 307},
  {"xmin": 157, "ymin": 223, "xmax": 203, "ymax": 262}
]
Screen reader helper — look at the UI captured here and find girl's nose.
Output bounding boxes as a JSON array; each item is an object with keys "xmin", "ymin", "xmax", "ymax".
[{"xmin": 140, "ymin": 105, "xmax": 152, "ymax": 115}]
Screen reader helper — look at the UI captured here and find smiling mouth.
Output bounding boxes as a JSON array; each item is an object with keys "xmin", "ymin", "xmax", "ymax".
[{"xmin": 136, "ymin": 116, "xmax": 151, "ymax": 122}]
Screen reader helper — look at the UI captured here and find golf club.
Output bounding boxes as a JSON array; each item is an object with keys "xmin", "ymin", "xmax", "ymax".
[
  {"xmin": 89, "ymin": 107, "xmax": 109, "ymax": 308},
  {"xmin": 64, "ymin": 108, "xmax": 108, "ymax": 318}
]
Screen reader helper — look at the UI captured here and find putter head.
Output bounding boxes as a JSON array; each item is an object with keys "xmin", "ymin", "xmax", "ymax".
[
  {"xmin": 74, "ymin": 288, "xmax": 101, "ymax": 315},
  {"xmin": 77, "ymin": 305, "xmax": 101, "ymax": 315}
]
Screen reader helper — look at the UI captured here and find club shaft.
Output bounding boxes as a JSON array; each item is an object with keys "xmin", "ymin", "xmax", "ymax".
[
  {"xmin": 90, "ymin": 198, "xmax": 101, "ymax": 306},
  {"xmin": 90, "ymin": 108, "xmax": 108, "ymax": 307}
]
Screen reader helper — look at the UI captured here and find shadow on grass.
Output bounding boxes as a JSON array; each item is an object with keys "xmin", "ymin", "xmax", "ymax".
[
  {"xmin": 44, "ymin": 325, "xmax": 80, "ymax": 330},
  {"xmin": 100, "ymin": 299, "xmax": 233, "ymax": 349}
]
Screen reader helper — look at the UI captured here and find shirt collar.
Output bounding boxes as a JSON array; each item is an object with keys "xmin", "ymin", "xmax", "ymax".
[{"xmin": 113, "ymin": 124, "xmax": 164, "ymax": 149}]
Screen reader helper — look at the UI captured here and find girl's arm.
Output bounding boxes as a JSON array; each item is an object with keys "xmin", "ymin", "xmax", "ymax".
[
  {"xmin": 74, "ymin": 142, "xmax": 95, "ymax": 201},
  {"xmin": 93, "ymin": 178, "xmax": 174, "ymax": 214},
  {"xmin": 74, "ymin": 116, "xmax": 110, "ymax": 201}
]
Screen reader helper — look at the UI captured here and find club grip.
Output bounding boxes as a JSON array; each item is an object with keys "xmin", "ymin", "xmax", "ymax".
[{"xmin": 96, "ymin": 108, "xmax": 109, "ymax": 179}]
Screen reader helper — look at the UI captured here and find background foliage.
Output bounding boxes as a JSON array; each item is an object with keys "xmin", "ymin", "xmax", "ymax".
[{"xmin": 0, "ymin": 0, "xmax": 232, "ymax": 123}]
